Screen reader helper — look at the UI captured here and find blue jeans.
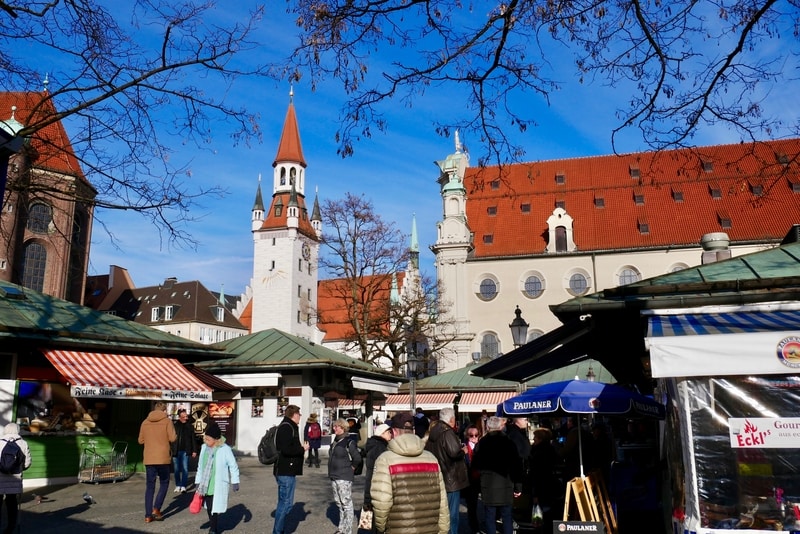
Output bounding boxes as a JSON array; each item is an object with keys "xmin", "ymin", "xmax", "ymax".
[
  {"xmin": 484, "ymin": 504, "xmax": 513, "ymax": 534},
  {"xmin": 273, "ymin": 475, "xmax": 297, "ymax": 534},
  {"xmin": 173, "ymin": 451, "xmax": 189, "ymax": 487},
  {"xmin": 447, "ymin": 490, "xmax": 460, "ymax": 534},
  {"xmin": 144, "ymin": 464, "xmax": 170, "ymax": 517}
]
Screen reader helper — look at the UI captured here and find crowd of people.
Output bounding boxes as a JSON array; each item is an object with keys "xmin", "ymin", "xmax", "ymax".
[{"xmin": 135, "ymin": 401, "xmax": 619, "ymax": 534}]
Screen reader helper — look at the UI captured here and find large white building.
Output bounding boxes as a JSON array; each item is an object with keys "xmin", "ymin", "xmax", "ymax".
[{"xmin": 432, "ymin": 137, "xmax": 800, "ymax": 372}]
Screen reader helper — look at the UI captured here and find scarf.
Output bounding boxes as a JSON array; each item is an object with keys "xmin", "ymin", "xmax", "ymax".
[{"xmin": 197, "ymin": 445, "xmax": 216, "ymax": 495}]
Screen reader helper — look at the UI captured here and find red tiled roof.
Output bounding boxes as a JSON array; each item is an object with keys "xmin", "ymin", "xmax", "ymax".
[
  {"xmin": 465, "ymin": 139, "xmax": 800, "ymax": 258},
  {"xmin": 239, "ymin": 298, "xmax": 253, "ymax": 332},
  {"xmin": 259, "ymin": 191, "xmax": 319, "ymax": 239},
  {"xmin": 317, "ymin": 273, "xmax": 405, "ymax": 343},
  {"xmin": 273, "ymin": 102, "xmax": 306, "ymax": 167},
  {"xmin": 0, "ymin": 92, "xmax": 88, "ymax": 184}
]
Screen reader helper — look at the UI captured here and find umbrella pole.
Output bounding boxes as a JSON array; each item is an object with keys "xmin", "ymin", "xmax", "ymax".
[{"xmin": 578, "ymin": 422, "xmax": 585, "ymax": 478}]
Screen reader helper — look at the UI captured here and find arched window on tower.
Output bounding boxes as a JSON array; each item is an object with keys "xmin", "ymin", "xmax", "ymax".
[
  {"xmin": 27, "ymin": 202, "xmax": 53, "ymax": 234},
  {"xmin": 280, "ymin": 168, "xmax": 286, "ymax": 185},
  {"xmin": 22, "ymin": 242, "xmax": 47, "ymax": 292},
  {"xmin": 290, "ymin": 167, "xmax": 296, "ymax": 185},
  {"xmin": 555, "ymin": 226, "xmax": 567, "ymax": 252}
]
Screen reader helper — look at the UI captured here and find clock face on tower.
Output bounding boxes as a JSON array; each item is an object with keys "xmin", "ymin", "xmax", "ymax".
[{"xmin": 301, "ymin": 242, "xmax": 311, "ymax": 261}]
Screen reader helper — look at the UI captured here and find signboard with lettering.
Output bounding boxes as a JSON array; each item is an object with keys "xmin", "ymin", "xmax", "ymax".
[
  {"xmin": 70, "ymin": 386, "xmax": 212, "ymax": 401},
  {"xmin": 552, "ymin": 521, "xmax": 605, "ymax": 533},
  {"xmin": 729, "ymin": 417, "xmax": 800, "ymax": 448}
]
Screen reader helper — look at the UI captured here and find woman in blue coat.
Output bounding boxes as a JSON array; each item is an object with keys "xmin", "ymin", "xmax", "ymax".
[{"xmin": 195, "ymin": 422, "xmax": 240, "ymax": 534}]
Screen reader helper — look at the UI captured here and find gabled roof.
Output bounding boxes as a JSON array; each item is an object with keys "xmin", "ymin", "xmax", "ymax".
[
  {"xmin": 107, "ymin": 279, "xmax": 247, "ymax": 331},
  {"xmin": 273, "ymin": 101, "xmax": 306, "ymax": 167},
  {"xmin": 317, "ymin": 273, "xmax": 405, "ymax": 342},
  {"xmin": 466, "ymin": 139, "xmax": 800, "ymax": 258},
  {"xmin": 0, "ymin": 92, "xmax": 91, "ymax": 188},
  {"xmin": 0, "ymin": 280, "xmax": 224, "ymax": 358},
  {"xmin": 199, "ymin": 328, "xmax": 402, "ymax": 382}
]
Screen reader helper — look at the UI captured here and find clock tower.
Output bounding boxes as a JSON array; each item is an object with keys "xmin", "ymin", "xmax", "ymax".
[{"xmin": 250, "ymin": 91, "xmax": 322, "ymax": 339}]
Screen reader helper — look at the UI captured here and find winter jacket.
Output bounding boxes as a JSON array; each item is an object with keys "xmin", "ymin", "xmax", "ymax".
[
  {"xmin": 328, "ymin": 434, "xmax": 362, "ymax": 482},
  {"xmin": 425, "ymin": 420, "xmax": 469, "ymax": 493},
  {"xmin": 273, "ymin": 417, "xmax": 305, "ymax": 476},
  {"xmin": 371, "ymin": 433, "xmax": 448, "ymax": 534},
  {"xmin": 173, "ymin": 419, "xmax": 197, "ymax": 455},
  {"xmin": 472, "ymin": 431, "xmax": 523, "ymax": 506},
  {"xmin": 363, "ymin": 434, "xmax": 389, "ymax": 507},
  {"xmin": 195, "ymin": 438, "xmax": 240, "ymax": 514},
  {"xmin": 0, "ymin": 432, "xmax": 31, "ymax": 495},
  {"xmin": 528, "ymin": 440, "xmax": 561, "ymax": 507},
  {"xmin": 138, "ymin": 409, "xmax": 177, "ymax": 465}
]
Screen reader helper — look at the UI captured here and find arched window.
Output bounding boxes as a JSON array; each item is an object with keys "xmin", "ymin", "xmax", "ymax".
[
  {"xmin": 280, "ymin": 168, "xmax": 286, "ymax": 185},
  {"xmin": 555, "ymin": 226, "xmax": 567, "ymax": 252},
  {"xmin": 618, "ymin": 268, "xmax": 641, "ymax": 286},
  {"xmin": 22, "ymin": 242, "xmax": 47, "ymax": 291},
  {"xmin": 481, "ymin": 333, "xmax": 499, "ymax": 359},
  {"xmin": 27, "ymin": 203, "xmax": 52, "ymax": 234},
  {"xmin": 290, "ymin": 167, "xmax": 296, "ymax": 185}
]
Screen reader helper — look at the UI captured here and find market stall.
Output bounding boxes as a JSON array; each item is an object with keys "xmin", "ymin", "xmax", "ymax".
[{"xmin": 646, "ymin": 305, "xmax": 800, "ymax": 534}]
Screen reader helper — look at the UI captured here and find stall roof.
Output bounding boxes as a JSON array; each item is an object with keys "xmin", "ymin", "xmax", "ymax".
[
  {"xmin": 200, "ymin": 328, "xmax": 403, "ymax": 384},
  {"xmin": 0, "ymin": 281, "xmax": 225, "ymax": 359}
]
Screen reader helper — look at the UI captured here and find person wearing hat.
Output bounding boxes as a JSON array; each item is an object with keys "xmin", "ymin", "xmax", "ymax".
[
  {"xmin": 304, "ymin": 413, "xmax": 322, "ymax": 468},
  {"xmin": 195, "ymin": 422, "xmax": 240, "ymax": 534},
  {"xmin": 361, "ymin": 423, "xmax": 392, "ymax": 530},
  {"xmin": 370, "ymin": 412, "xmax": 449, "ymax": 534}
]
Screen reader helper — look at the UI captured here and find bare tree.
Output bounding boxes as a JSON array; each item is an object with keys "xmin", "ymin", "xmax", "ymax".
[
  {"xmin": 288, "ymin": 0, "xmax": 800, "ymax": 163},
  {"xmin": 0, "ymin": 0, "xmax": 271, "ymax": 246},
  {"xmin": 318, "ymin": 193, "xmax": 458, "ymax": 372}
]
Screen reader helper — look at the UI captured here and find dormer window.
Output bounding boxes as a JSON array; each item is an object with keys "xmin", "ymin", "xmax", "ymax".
[
  {"xmin": 709, "ymin": 182, "xmax": 722, "ymax": 199},
  {"xmin": 789, "ymin": 176, "xmax": 800, "ymax": 193},
  {"xmin": 671, "ymin": 185, "xmax": 683, "ymax": 202},
  {"xmin": 490, "ymin": 180, "xmax": 500, "ymax": 190},
  {"xmin": 483, "ymin": 234, "xmax": 494, "ymax": 244},
  {"xmin": 717, "ymin": 210, "xmax": 732, "ymax": 229},
  {"xmin": 555, "ymin": 199, "xmax": 565, "ymax": 210},
  {"xmin": 165, "ymin": 305, "xmax": 174, "ymax": 321},
  {"xmin": 151, "ymin": 307, "xmax": 161, "ymax": 321},
  {"xmin": 629, "ymin": 165, "xmax": 640, "ymax": 179},
  {"xmin": 213, "ymin": 305, "xmax": 224, "ymax": 322},
  {"xmin": 701, "ymin": 159, "xmax": 713, "ymax": 173},
  {"xmin": 633, "ymin": 187, "xmax": 644, "ymax": 205},
  {"xmin": 777, "ymin": 152, "xmax": 790, "ymax": 166},
  {"xmin": 637, "ymin": 216, "xmax": 649, "ymax": 234},
  {"xmin": 555, "ymin": 172, "xmax": 565, "ymax": 185},
  {"xmin": 487, "ymin": 206, "xmax": 497, "ymax": 216},
  {"xmin": 520, "ymin": 203, "xmax": 531, "ymax": 213},
  {"xmin": 749, "ymin": 180, "xmax": 763, "ymax": 196},
  {"xmin": 594, "ymin": 195, "xmax": 605, "ymax": 208}
]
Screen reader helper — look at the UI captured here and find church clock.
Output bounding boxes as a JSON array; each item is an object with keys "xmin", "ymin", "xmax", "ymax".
[{"xmin": 301, "ymin": 242, "xmax": 311, "ymax": 261}]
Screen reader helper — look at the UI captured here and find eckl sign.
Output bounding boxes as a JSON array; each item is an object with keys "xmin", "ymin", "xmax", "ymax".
[{"xmin": 729, "ymin": 417, "xmax": 800, "ymax": 448}]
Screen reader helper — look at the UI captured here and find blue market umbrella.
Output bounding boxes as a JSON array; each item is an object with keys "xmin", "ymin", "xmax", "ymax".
[{"xmin": 500, "ymin": 379, "xmax": 665, "ymax": 477}]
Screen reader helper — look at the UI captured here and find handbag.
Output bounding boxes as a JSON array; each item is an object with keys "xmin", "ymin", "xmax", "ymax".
[
  {"xmin": 358, "ymin": 507, "xmax": 373, "ymax": 530},
  {"xmin": 189, "ymin": 492, "xmax": 204, "ymax": 514}
]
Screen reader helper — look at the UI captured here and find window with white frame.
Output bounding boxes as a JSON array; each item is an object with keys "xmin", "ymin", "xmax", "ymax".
[
  {"xmin": 521, "ymin": 272, "xmax": 545, "ymax": 299},
  {"xmin": 480, "ymin": 333, "xmax": 499, "ymax": 359},
  {"xmin": 617, "ymin": 267, "xmax": 641, "ymax": 286},
  {"xmin": 164, "ymin": 305, "xmax": 174, "ymax": 321},
  {"xmin": 151, "ymin": 307, "xmax": 161, "ymax": 321},
  {"xmin": 565, "ymin": 270, "xmax": 592, "ymax": 297},
  {"xmin": 476, "ymin": 276, "xmax": 499, "ymax": 301}
]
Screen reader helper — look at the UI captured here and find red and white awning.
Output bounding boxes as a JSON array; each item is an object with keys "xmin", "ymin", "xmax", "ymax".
[
  {"xmin": 43, "ymin": 349, "xmax": 212, "ymax": 401},
  {"xmin": 383, "ymin": 392, "xmax": 457, "ymax": 412},
  {"xmin": 458, "ymin": 391, "xmax": 516, "ymax": 412}
]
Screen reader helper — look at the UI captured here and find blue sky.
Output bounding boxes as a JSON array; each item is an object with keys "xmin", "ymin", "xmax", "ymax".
[{"xmin": 83, "ymin": 2, "xmax": 799, "ymax": 298}]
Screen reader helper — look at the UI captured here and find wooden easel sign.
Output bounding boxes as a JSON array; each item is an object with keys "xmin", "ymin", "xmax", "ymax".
[{"xmin": 552, "ymin": 521, "xmax": 606, "ymax": 533}]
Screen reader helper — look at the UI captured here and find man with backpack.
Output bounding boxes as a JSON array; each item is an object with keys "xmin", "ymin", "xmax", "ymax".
[
  {"xmin": 0, "ymin": 423, "xmax": 31, "ymax": 534},
  {"xmin": 272, "ymin": 405, "xmax": 309, "ymax": 534}
]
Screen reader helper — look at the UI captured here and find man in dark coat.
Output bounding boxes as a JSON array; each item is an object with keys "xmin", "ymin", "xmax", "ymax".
[
  {"xmin": 362, "ymin": 422, "xmax": 392, "ymax": 527},
  {"xmin": 413, "ymin": 407, "xmax": 430, "ymax": 438},
  {"xmin": 172, "ymin": 408, "xmax": 197, "ymax": 493},
  {"xmin": 472, "ymin": 416, "xmax": 523, "ymax": 534},
  {"xmin": 272, "ymin": 404, "xmax": 309, "ymax": 534},
  {"xmin": 425, "ymin": 407, "xmax": 469, "ymax": 534}
]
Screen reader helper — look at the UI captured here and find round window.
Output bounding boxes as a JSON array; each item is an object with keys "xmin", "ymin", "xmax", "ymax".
[
  {"xmin": 568, "ymin": 273, "xmax": 589, "ymax": 296},
  {"xmin": 479, "ymin": 278, "xmax": 498, "ymax": 301},
  {"xmin": 618, "ymin": 268, "xmax": 641, "ymax": 286},
  {"xmin": 524, "ymin": 275, "xmax": 544, "ymax": 298}
]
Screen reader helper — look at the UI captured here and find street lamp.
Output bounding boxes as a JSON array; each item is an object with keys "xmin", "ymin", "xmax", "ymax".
[
  {"xmin": 509, "ymin": 306, "xmax": 529, "ymax": 348},
  {"xmin": 407, "ymin": 353, "xmax": 419, "ymax": 412}
]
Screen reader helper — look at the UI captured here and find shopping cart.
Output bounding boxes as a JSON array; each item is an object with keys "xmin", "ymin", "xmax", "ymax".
[{"xmin": 78, "ymin": 441, "xmax": 131, "ymax": 483}]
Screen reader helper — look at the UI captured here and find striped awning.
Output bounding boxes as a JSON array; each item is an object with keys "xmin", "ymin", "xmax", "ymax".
[
  {"xmin": 647, "ymin": 309, "xmax": 800, "ymax": 337},
  {"xmin": 383, "ymin": 392, "xmax": 457, "ymax": 412},
  {"xmin": 457, "ymin": 391, "xmax": 516, "ymax": 412},
  {"xmin": 43, "ymin": 349, "xmax": 212, "ymax": 401},
  {"xmin": 338, "ymin": 399, "xmax": 363, "ymax": 408},
  {"xmin": 645, "ymin": 308, "xmax": 800, "ymax": 378}
]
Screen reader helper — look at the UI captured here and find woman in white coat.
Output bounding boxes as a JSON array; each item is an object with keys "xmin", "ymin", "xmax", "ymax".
[{"xmin": 195, "ymin": 422, "xmax": 240, "ymax": 534}]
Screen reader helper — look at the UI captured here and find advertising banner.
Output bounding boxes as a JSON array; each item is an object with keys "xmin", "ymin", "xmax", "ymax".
[{"xmin": 729, "ymin": 417, "xmax": 800, "ymax": 448}]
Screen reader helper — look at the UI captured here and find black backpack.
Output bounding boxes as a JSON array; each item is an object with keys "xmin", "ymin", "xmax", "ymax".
[
  {"xmin": 0, "ymin": 438, "xmax": 24, "ymax": 475},
  {"xmin": 258, "ymin": 425, "xmax": 280, "ymax": 465}
]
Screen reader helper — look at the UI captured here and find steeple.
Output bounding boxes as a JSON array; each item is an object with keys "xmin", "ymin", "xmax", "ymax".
[
  {"xmin": 273, "ymin": 88, "xmax": 306, "ymax": 168},
  {"xmin": 410, "ymin": 213, "xmax": 419, "ymax": 270},
  {"xmin": 311, "ymin": 186, "xmax": 322, "ymax": 237},
  {"xmin": 251, "ymin": 174, "xmax": 265, "ymax": 232}
]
